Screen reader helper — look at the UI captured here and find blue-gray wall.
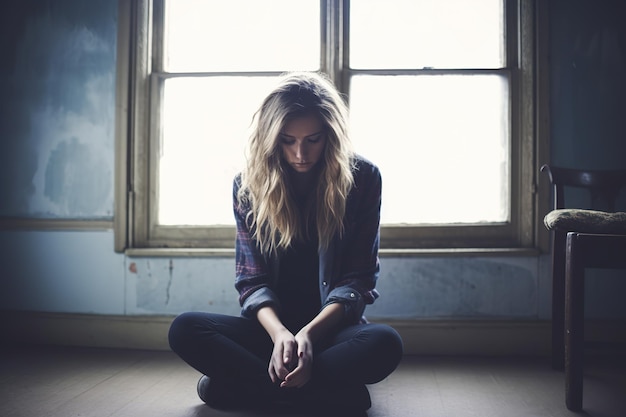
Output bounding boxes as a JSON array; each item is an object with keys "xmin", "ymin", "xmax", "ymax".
[
  {"xmin": 550, "ymin": 0, "xmax": 626, "ymax": 170},
  {"xmin": 1, "ymin": 0, "xmax": 625, "ymax": 320},
  {"xmin": 0, "ymin": 0, "xmax": 115, "ymax": 219}
]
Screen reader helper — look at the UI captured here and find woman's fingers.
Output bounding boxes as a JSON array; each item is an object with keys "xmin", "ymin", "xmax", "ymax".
[
  {"xmin": 284, "ymin": 339, "xmax": 295, "ymax": 362},
  {"xmin": 281, "ymin": 351, "xmax": 312, "ymax": 388},
  {"xmin": 269, "ymin": 345, "xmax": 285, "ymax": 382},
  {"xmin": 283, "ymin": 339, "xmax": 298, "ymax": 370},
  {"xmin": 269, "ymin": 337, "xmax": 297, "ymax": 383}
]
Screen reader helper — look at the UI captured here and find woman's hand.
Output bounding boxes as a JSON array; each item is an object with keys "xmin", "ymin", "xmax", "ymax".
[
  {"xmin": 280, "ymin": 330, "xmax": 313, "ymax": 388},
  {"xmin": 257, "ymin": 304, "xmax": 344, "ymax": 388},
  {"xmin": 268, "ymin": 328, "xmax": 298, "ymax": 383},
  {"xmin": 256, "ymin": 307, "xmax": 298, "ymax": 384}
]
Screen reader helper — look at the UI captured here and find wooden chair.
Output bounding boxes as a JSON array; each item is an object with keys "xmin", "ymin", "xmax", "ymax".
[{"xmin": 541, "ymin": 164, "xmax": 626, "ymax": 411}]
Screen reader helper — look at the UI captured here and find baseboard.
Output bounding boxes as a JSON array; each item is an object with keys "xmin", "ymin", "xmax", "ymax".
[
  {"xmin": 2, "ymin": 311, "xmax": 625, "ymax": 356},
  {"xmin": 2, "ymin": 311, "xmax": 172, "ymax": 351},
  {"xmin": 389, "ymin": 319, "xmax": 551, "ymax": 356}
]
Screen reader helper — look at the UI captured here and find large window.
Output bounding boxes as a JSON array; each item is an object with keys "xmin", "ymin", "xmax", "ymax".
[{"xmin": 115, "ymin": 0, "xmax": 545, "ymax": 253}]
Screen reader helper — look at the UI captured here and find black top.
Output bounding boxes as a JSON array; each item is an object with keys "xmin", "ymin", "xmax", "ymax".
[
  {"xmin": 276, "ymin": 237, "xmax": 320, "ymax": 333},
  {"xmin": 276, "ymin": 187, "xmax": 320, "ymax": 332}
]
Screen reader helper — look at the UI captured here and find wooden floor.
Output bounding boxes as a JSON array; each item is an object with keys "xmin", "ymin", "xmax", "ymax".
[{"xmin": 1, "ymin": 345, "xmax": 625, "ymax": 417}]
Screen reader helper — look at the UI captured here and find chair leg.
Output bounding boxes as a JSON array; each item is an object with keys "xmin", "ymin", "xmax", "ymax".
[
  {"xmin": 565, "ymin": 234, "xmax": 584, "ymax": 411},
  {"xmin": 552, "ymin": 232, "xmax": 566, "ymax": 370}
]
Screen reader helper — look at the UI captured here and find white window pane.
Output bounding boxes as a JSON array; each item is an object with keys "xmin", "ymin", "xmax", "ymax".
[
  {"xmin": 158, "ymin": 76, "xmax": 277, "ymax": 226},
  {"xmin": 349, "ymin": 75, "xmax": 510, "ymax": 224},
  {"xmin": 165, "ymin": 0, "xmax": 320, "ymax": 72},
  {"xmin": 350, "ymin": 0, "xmax": 504, "ymax": 69}
]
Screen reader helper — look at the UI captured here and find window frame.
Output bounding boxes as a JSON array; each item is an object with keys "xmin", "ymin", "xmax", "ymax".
[{"xmin": 114, "ymin": 0, "xmax": 549, "ymax": 254}]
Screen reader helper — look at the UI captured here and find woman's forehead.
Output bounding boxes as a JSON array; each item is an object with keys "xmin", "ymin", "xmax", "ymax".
[{"xmin": 281, "ymin": 114, "xmax": 324, "ymax": 136}]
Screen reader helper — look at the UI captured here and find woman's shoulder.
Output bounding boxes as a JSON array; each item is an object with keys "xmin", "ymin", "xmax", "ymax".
[{"xmin": 352, "ymin": 154, "xmax": 381, "ymax": 182}]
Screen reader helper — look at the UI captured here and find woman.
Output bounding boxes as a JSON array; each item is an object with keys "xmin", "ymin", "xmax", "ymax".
[{"xmin": 168, "ymin": 72, "xmax": 403, "ymax": 415}]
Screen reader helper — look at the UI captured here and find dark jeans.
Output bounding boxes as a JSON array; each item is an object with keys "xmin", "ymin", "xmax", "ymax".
[{"xmin": 168, "ymin": 312, "xmax": 403, "ymax": 408}]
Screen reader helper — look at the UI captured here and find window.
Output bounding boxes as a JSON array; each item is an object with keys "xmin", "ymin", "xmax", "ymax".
[{"xmin": 115, "ymin": 0, "xmax": 546, "ymax": 253}]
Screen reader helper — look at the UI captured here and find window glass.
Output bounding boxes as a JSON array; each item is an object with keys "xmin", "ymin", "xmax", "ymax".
[
  {"xmin": 158, "ymin": 76, "xmax": 277, "ymax": 225},
  {"xmin": 350, "ymin": 0, "xmax": 504, "ymax": 69},
  {"xmin": 122, "ymin": 0, "xmax": 540, "ymax": 250},
  {"xmin": 165, "ymin": 0, "xmax": 320, "ymax": 72},
  {"xmin": 349, "ymin": 74, "xmax": 510, "ymax": 224}
]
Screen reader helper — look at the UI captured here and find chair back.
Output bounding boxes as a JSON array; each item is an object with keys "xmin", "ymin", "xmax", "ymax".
[{"xmin": 541, "ymin": 165, "xmax": 626, "ymax": 212}]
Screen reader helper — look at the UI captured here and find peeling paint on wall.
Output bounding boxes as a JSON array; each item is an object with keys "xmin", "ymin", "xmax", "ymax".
[
  {"xmin": 165, "ymin": 259, "xmax": 174, "ymax": 305},
  {"xmin": 129, "ymin": 257, "xmax": 239, "ymax": 315}
]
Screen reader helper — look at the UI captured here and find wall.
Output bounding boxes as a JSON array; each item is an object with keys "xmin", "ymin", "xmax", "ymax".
[
  {"xmin": 0, "ymin": 229, "xmax": 551, "ymax": 319},
  {"xmin": 550, "ymin": 0, "xmax": 626, "ymax": 171},
  {"xmin": 0, "ymin": 0, "xmax": 115, "ymax": 219},
  {"xmin": 1, "ymin": 0, "xmax": 625, "ymax": 332}
]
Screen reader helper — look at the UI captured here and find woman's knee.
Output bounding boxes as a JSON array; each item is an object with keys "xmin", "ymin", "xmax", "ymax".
[
  {"xmin": 168, "ymin": 312, "xmax": 204, "ymax": 353},
  {"xmin": 367, "ymin": 324, "xmax": 404, "ymax": 381},
  {"xmin": 377, "ymin": 324, "xmax": 403, "ymax": 359},
  {"xmin": 363, "ymin": 324, "xmax": 402, "ymax": 353}
]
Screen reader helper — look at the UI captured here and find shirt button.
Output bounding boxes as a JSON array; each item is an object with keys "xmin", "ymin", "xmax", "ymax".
[
  {"xmin": 350, "ymin": 292, "xmax": 356, "ymax": 298},
  {"xmin": 322, "ymin": 281, "xmax": 328, "ymax": 286}
]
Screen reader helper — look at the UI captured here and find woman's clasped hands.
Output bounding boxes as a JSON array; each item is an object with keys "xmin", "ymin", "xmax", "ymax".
[{"xmin": 268, "ymin": 328, "xmax": 313, "ymax": 388}]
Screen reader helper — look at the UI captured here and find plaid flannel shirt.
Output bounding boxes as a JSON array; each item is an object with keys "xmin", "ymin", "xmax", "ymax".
[{"xmin": 233, "ymin": 155, "xmax": 381, "ymax": 326}]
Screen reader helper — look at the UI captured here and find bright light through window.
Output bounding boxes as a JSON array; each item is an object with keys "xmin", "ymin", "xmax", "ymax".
[
  {"xmin": 165, "ymin": 0, "xmax": 320, "ymax": 72},
  {"xmin": 350, "ymin": 0, "xmax": 504, "ymax": 69},
  {"xmin": 158, "ymin": 0, "xmax": 509, "ymax": 228},
  {"xmin": 159, "ymin": 0, "xmax": 320, "ymax": 226},
  {"xmin": 349, "ymin": 0, "xmax": 508, "ymax": 224},
  {"xmin": 350, "ymin": 75, "xmax": 510, "ymax": 224},
  {"xmin": 159, "ymin": 77, "xmax": 277, "ymax": 225}
]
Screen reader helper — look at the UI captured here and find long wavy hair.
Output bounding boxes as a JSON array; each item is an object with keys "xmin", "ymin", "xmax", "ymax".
[{"xmin": 238, "ymin": 72, "xmax": 355, "ymax": 256}]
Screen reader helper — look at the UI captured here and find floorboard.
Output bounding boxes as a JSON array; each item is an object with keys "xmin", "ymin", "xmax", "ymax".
[{"xmin": 1, "ymin": 346, "xmax": 624, "ymax": 417}]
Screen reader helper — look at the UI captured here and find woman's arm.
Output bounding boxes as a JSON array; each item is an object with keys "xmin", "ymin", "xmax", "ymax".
[
  {"xmin": 233, "ymin": 176, "xmax": 280, "ymax": 317},
  {"xmin": 321, "ymin": 158, "xmax": 382, "ymax": 324},
  {"xmin": 298, "ymin": 302, "xmax": 344, "ymax": 343}
]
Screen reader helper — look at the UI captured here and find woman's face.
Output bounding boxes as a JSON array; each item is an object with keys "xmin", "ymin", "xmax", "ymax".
[{"xmin": 278, "ymin": 113, "xmax": 326, "ymax": 174}]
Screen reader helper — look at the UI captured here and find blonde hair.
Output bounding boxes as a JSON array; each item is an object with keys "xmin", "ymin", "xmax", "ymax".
[{"xmin": 238, "ymin": 72, "xmax": 355, "ymax": 255}]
